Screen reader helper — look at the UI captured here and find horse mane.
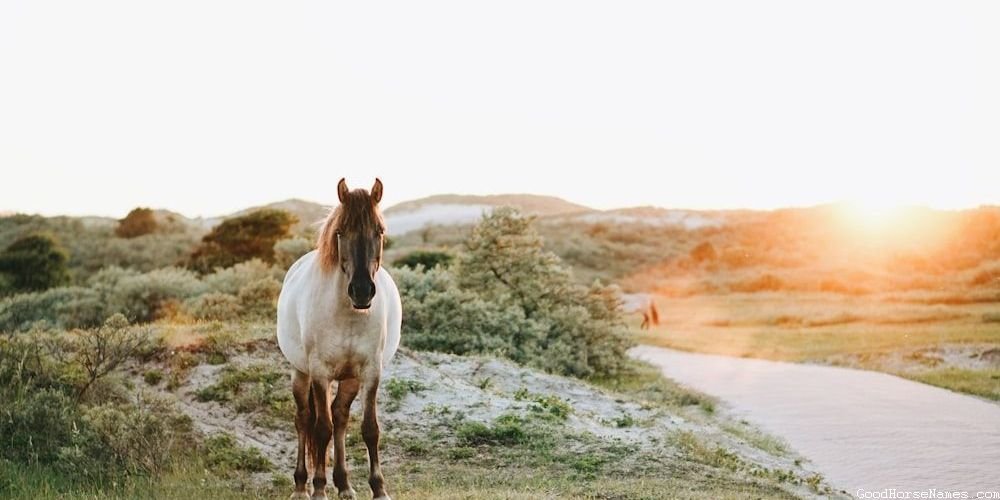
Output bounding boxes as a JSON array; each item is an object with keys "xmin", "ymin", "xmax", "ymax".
[{"xmin": 316, "ymin": 189, "xmax": 385, "ymax": 273}]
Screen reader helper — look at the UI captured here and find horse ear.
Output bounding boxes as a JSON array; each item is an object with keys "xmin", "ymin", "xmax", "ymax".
[
  {"xmin": 337, "ymin": 178, "xmax": 349, "ymax": 203},
  {"xmin": 371, "ymin": 178, "xmax": 383, "ymax": 204}
]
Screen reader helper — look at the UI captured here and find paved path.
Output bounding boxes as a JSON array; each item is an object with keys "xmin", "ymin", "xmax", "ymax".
[{"xmin": 631, "ymin": 345, "xmax": 1000, "ymax": 495}]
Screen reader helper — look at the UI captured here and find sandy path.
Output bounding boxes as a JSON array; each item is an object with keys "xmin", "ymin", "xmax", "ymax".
[{"xmin": 631, "ymin": 345, "xmax": 1000, "ymax": 495}]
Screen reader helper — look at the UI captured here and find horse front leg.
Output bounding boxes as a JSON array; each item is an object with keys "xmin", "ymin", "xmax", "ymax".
[
  {"xmin": 291, "ymin": 370, "xmax": 312, "ymax": 499},
  {"xmin": 310, "ymin": 379, "xmax": 334, "ymax": 500},
  {"xmin": 361, "ymin": 375, "xmax": 390, "ymax": 500},
  {"xmin": 332, "ymin": 378, "xmax": 360, "ymax": 499}
]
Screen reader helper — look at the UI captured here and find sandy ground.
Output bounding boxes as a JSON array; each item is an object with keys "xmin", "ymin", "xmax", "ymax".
[
  {"xmin": 154, "ymin": 348, "xmax": 831, "ymax": 497},
  {"xmin": 632, "ymin": 345, "xmax": 1000, "ymax": 494}
]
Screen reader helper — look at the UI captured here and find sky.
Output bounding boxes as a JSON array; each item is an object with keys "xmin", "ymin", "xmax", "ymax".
[{"xmin": 1, "ymin": 0, "xmax": 998, "ymax": 217}]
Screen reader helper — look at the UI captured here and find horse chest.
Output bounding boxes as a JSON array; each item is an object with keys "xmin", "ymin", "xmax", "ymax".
[{"xmin": 304, "ymin": 314, "xmax": 383, "ymax": 380}]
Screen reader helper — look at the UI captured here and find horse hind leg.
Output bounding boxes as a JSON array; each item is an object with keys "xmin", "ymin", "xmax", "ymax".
[{"xmin": 291, "ymin": 370, "xmax": 312, "ymax": 499}]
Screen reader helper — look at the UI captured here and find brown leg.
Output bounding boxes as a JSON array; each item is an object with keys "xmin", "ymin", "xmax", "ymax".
[
  {"xmin": 332, "ymin": 378, "xmax": 360, "ymax": 499},
  {"xmin": 310, "ymin": 379, "xmax": 333, "ymax": 500},
  {"xmin": 361, "ymin": 377, "xmax": 389, "ymax": 499},
  {"xmin": 291, "ymin": 370, "xmax": 312, "ymax": 499}
]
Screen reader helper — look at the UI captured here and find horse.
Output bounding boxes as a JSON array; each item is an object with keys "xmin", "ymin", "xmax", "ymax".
[
  {"xmin": 640, "ymin": 299, "xmax": 660, "ymax": 330},
  {"xmin": 277, "ymin": 178, "xmax": 402, "ymax": 500}
]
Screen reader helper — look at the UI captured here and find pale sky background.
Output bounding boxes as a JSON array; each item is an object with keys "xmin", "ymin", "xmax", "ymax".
[{"xmin": 1, "ymin": 0, "xmax": 998, "ymax": 217}]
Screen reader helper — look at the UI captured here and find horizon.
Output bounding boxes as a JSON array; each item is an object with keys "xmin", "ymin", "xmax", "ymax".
[{"xmin": 2, "ymin": 191, "xmax": 996, "ymax": 221}]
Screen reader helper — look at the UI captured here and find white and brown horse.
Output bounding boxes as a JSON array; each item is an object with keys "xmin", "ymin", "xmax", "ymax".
[{"xmin": 277, "ymin": 178, "xmax": 401, "ymax": 500}]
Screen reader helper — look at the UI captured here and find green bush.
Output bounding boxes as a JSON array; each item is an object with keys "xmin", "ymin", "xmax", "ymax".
[
  {"xmin": 195, "ymin": 363, "xmax": 290, "ymax": 416},
  {"xmin": 0, "ymin": 286, "xmax": 107, "ymax": 332},
  {"xmin": 398, "ymin": 208, "xmax": 634, "ymax": 379},
  {"xmin": 184, "ymin": 293, "xmax": 242, "ymax": 322},
  {"xmin": 78, "ymin": 395, "xmax": 194, "ymax": 476},
  {"xmin": 0, "ymin": 233, "xmax": 70, "ymax": 293},
  {"xmin": 394, "ymin": 249, "xmax": 454, "ymax": 269},
  {"xmin": 188, "ymin": 209, "xmax": 296, "ymax": 273},
  {"xmin": 101, "ymin": 267, "xmax": 206, "ymax": 322},
  {"xmin": 203, "ymin": 433, "xmax": 271, "ymax": 475},
  {"xmin": 236, "ymin": 278, "xmax": 281, "ymax": 319},
  {"xmin": 202, "ymin": 259, "xmax": 279, "ymax": 295},
  {"xmin": 457, "ymin": 414, "xmax": 532, "ymax": 446},
  {"xmin": 0, "ymin": 327, "xmax": 191, "ymax": 483},
  {"xmin": 395, "ymin": 265, "xmax": 522, "ymax": 356},
  {"xmin": 273, "ymin": 237, "xmax": 313, "ymax": 270}
]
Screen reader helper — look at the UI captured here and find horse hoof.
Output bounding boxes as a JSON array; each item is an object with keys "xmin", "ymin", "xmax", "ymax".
[
  {"xmin": 337, "ymin": 488, "xmax": 356, "ymax": 500},
  {"xmin": 373, "ymin": 496, "xmax": 392, "ymax": 500},
  {"xmin": 289, "ymin": 493, "xmax": 310, "ymax": 500},
  {"xmin": 310, "ymin": 494, "xmax": 329, "ymax": 500}
]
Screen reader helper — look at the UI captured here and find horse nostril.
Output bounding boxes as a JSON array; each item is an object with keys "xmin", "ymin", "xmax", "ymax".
[{"xmin": 369, "ymin": 284, "xmax": 377, "ymax": 299}]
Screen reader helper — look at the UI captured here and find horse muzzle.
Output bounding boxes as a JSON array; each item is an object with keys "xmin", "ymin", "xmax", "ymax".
[{"xmin": 348, "ymin": 280, "xmax": 376, "ymax": 310}]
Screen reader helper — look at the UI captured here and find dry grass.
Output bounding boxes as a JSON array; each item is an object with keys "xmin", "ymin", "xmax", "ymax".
[{"xmin": 635, "ymin": 292, "xmax": 1000, "ymax": 400}]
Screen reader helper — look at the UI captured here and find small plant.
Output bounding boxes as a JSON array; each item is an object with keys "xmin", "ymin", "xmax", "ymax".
[
  {"xmin": 385, "ymin": 378, "xmax": 427, "ymax": 401},
  {"xmin": 476, "ymin": 377, "xmax": 493, "ymax": 390},
  {"xmin": 447, "ymin": 446, "xmax": 475, "ymax": 460},
  {"xmin": 423, "ymin": 403, "xmax": 451, "ymax": 417},
  {"xmin": 143, "ymin": 369, "xmax": 164, "ymax": 386},
  {"xmin": 612, "ymin": 413, "xmax": 637, "ymax": 428},
  {"xmin": 514, "ymin": 388, "xmax": 573, "ymax": 421},
  {"xmin": 384, "ymin": 378, "xmax": 427, "ymax": 411},
  {"xmin": 570, "ymin": 455, "xmax": 605, "ymax": 477},
  {"xmin": 195, "ymin": 363, "xmax": 291, "ymax": 424},
  {"xmin": 457, "ymin": 414, "xmax": 530, "ymax": 446},
  {"xmin": 70, "ymin": 314, "xmax": 152, "ymax": 399},
  {"xmin": 203, "ymin": 433, "xmax": 271, "ymax": 475}
]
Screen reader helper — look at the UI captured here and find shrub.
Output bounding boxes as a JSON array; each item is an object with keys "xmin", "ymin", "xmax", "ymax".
[
  {"xmin": 0, "ymin": 234, "xmax": 69, "ymax": 293},
  {"xmin": 184, "ymin": 293, "xmax": 243, "ymax": 322},
  {"xmin": 0, "ymin": 329, "xmax": 191, "ymax": 482},
  {"xmin": 460, "ymin": 209, "xmax": 634, "ymax": 378},
  {"xmin": 395, "ymin": 265, "xmax": 523, "ymax": 356},
  {"xmin": 195, "ymin": 363, "xmax": 290, "ymax": 416},
  {"xmin": 273, "ymin": 237, "xmax": 313, "ymax": 270},
  {"xmin": 70, "ymin": 314, "xmax": 153, "ymax": 399},
  {"xmin": 457, "ymin": 414, "xmax": 533, "ymax": 446},
  {"xmin": 202, "ymin": 259, "xmax": 278, "ymax": 295},
  {"xmin": 189, "ymin": 209, "xmax": 296, "ymax": 272},
  {"xmin": 394, "ymin": 249, "xmax": 454, "ymax": 269},
  {"xmin": 103, "ymin": 267, "xmax": 206, "ymax": 322},
  {"xmin": 971, "ymin": 267, "xmax": 1000, "ymax": 287},
  {"xmin": 203, "ymin": 433, "xmax": 271, "ymax": 475},
  {"xmin": 689, "ymin": 242, "xmax": 717, "ymax": 264},
  {"xmin": 237, "ymin": 278, "xmax": 281, "ymax": 319},
  {"xmin": 398, "ymin": 209, "xmax": 633, "ymax": 379},
  {"xmin": 0, "ymin": 286, "xmax": 108, "ymax": 332},
  {"xmin": 79, "ymin": 395, "xmax": 194, "ymax": 476},
  {"xmin": 115, "ymin": 207, "xmax": 158, "ymax": 238}
]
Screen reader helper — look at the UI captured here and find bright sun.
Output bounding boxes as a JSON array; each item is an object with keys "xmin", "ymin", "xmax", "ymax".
[{"xmin": 833, "ymin": 198, "xmax": 944, "ymax": 248}]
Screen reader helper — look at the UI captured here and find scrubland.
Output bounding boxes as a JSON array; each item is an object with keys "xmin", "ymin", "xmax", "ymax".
[{"xmin": 0, "ymin": 208, "xmax": 840, "ymax": 498}]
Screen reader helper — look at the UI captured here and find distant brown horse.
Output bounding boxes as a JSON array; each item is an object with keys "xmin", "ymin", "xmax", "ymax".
[
  {"xmin": 277, "ymin": 178, "xmax": 402, "ymax": 500},
  {"xmin": 640, "ymin": 299, "xmax": 660, "ymax": 330}
]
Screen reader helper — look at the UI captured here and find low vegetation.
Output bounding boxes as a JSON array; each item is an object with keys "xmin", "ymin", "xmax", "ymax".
[
  {"xmin": 0, "ymin": 205, "xmax": 842, "ymax": 499},
  {"xmin": 397, "ymin": 208, "xmax": 634, "ymax": 379}
]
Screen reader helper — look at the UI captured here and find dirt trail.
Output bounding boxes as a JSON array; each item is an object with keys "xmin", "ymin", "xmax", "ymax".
[{"xmin": 632, "ymin": 345, "xmax": 1000, "ymax": 494}]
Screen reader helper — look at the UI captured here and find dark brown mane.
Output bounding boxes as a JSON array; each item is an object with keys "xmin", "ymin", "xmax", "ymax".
[{"xmin": 316, "ymin": 189, "xmax": 385, "ymax": 272}]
